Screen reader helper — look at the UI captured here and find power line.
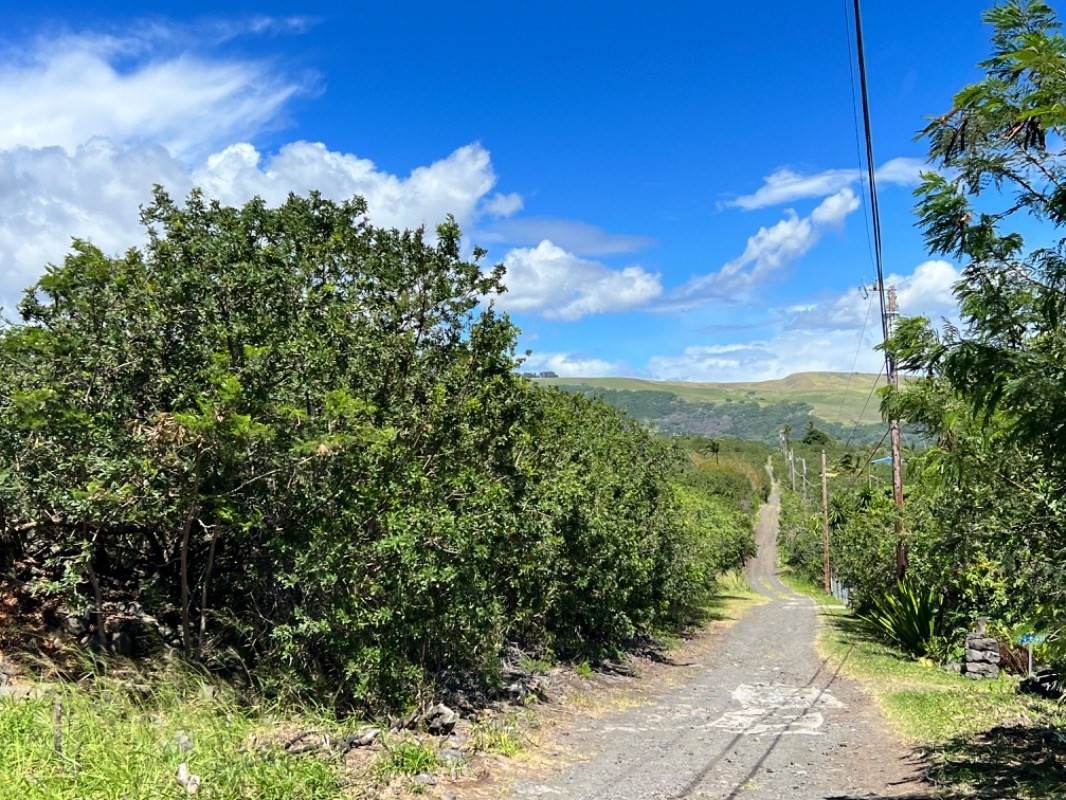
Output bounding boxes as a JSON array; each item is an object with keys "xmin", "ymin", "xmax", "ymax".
[
  {"xmin": 842, "ymin": 363, "xmax": 885, "ymax": 453},
  {"xmin": 850, "ymin": 0, "xmax": 906, "ymax": 578},
  {"xmin": 832, "ymin": 0, "xmax": 882, "ymax": 450},
  {"xmin": 842, "ymin": 0, "xmax": 878, "ymax": 277},
  {"xmin": 833, "ymin": 288, "xmax": 876, "ymax": 425},
  {"xmin": 851, "ymin": 0, "xmax": 890, "ymax": 348},
  {"xmin": 841, "ymin": 427, "xmax": 892, "ymax": 498}
]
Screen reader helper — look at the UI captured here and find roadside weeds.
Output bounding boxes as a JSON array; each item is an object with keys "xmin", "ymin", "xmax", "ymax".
[
  {"xmin": 0, "ymin": 578, "xmax": 765, "ymax": 800},
  {"xmin": 784, "ymin": 572, "xmax": 1066, "ymax": 800}
]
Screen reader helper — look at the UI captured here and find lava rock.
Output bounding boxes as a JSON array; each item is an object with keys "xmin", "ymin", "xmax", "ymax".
[{"xmin": 423, "ymin": 703, "xmax": 459, "ymax": 735}]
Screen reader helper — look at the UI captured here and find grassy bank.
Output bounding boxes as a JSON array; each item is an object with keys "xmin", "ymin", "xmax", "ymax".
[
  {"xmin": 0, "ymin": 666, "xmax": 348, "ymax": 800},
  {"xmin": 0, "ymin": 573, "xmax": 765, "ymax": 800},
  {"xmin": 782, "ymin": 573, "xmax": 1066, "ymax": 799}
]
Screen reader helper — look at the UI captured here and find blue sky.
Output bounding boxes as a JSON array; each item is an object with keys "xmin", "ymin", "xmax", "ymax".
[{"xmin": 0, "ymin": 2, "xmax": 1005, "ymax": 380}]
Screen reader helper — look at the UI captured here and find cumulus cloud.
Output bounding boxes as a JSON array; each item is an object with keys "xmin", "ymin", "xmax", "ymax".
[
  {"xmin": 786, "ymin": 259, "xmax": 962, "ymax": 332},
  {"xmin": 895, "ymin": 259, "xmax": 959, "ymax": 316},
  {"xmin": 647, "ymin": 259, "xmax": 963, "ymax": 382},
  {"xmin": 194, "ymin": 141, "xmax": 498, "ymax": 231},
  {"xmin": 0, "ymin": 29, "xmax": 310, "ymax": 159},
  {"xmin": 478, "ymin": 217, "xmax": 655, "ymax": 257},
  {"xmin": 480, "ymin": 192, "xmax": 524, "ymax": 218},
  {"xmin": 520, "ymin": 351, "xmax": 632, "ymax": 378},
  {"xmin": 497, "ymin": 240, "xmax": 662, "ymax": 321},
  {"xmin": 660, "ymin": 188, "xmax": 860, "ymax": 311},
  {"xmin": 726, "ymin": 157, "xmax": 927, "ymax": 210},
  {"xmin": 0, "ymin": 139, "xmax": 513, "ymax": 305}
]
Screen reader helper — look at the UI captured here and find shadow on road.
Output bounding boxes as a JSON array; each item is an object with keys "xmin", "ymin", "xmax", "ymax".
[
  {"xmin": 917, "ymin": 722, "xmax": 1066, "ymax": 799},
  {"xmin": 819, "ymin": 611, "xmax": 1066, "ymax": 798}
]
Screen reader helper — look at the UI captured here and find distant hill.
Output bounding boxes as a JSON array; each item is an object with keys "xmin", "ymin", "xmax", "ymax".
[{"xmin": 536, "ymin": 372, "xmax": 892, "ymax": 445}]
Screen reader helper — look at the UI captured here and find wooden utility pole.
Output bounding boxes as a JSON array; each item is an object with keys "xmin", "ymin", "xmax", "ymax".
[
  {"xmin": 887, "ymin": 286, "xmax": 906, "ymax": 579},
  {"xmin": 851, "ymin": 0, "xmax": 907, "ymax": 582},
  {"xmin": 821, "ymin": 450, "xmax": 831, "ymax": 593}
]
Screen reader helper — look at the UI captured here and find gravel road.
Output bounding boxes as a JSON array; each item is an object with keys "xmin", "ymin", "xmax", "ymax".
[{"xmin": 505, "ymin": 478, "xmax": 928, "ymax": 800}]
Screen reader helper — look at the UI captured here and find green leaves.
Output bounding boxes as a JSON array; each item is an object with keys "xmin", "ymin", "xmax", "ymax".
[
  {"xmin": 863, "ymin": 579, "xmax": 945, "ymax": 657},
  {"xmin": 0, "ymin": 186, "xmax": 743, "ymax": 711},
  {"xmin": 878, "ymin": 3, "xmax": 1066, "ymax": 651}
]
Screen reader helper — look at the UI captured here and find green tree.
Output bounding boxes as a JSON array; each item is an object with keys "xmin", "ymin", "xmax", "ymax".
[
  {"xmin": 879, "ymin": 0, "xmax": 1066, "ymax": 635},
  {"xmin": 801, "ymin": 421, "xmax": 833, "ymax": 447}
]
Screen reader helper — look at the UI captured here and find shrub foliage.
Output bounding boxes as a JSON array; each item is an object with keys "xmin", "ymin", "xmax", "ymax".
[{"xmin": 0, "ymin": 189, "xmax": 757, "ymax": 708}]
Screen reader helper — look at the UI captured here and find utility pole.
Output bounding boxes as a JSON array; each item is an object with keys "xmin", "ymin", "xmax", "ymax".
[
  {"xmin": 802, "ymin": 458, "xmax": 808, "ymax": 508},
  {"xmin": 887, "ymin": 286, "xmax": 906, "ymax": 580},
  {"xmin": 789, "ymin": 449, "xmax": 796, "ymax": 492},
  {"xmin": 851, "ymin": 0, "xmax": 907, "ymax": 581},
  {"xmin": 822, "ymin": 450, "xmax": 831, "ymax": 593}
]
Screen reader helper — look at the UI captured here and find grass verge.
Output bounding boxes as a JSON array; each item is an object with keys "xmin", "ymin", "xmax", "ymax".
[
  {"xmin": 0, "ymin": 664, "xmax": 349, "ymax": 800},
  {"xmin": 705, "ymin": 570, "xmax": 768, "ymax": 621},
  {"xmin": 785, "ymin": 572, "xmax": 1066, "ymax": 799},
  {"xmin": 0, "ymin": 579, "xmax": 766, "ymax": 800}
]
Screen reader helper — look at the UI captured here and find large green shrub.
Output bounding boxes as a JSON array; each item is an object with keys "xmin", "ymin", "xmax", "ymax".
[{"xmin": 0, "ymin": 189, "xmax": 755, "ymax": 708}]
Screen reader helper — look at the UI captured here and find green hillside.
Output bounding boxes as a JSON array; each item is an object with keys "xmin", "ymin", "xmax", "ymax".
[
  {"xmin": 539, "ymin": 372, "xmax": 885, "ymax": 425},
  {"xmin": 536, "ymin": 372, "xmax": 892, "ymax": 445}
]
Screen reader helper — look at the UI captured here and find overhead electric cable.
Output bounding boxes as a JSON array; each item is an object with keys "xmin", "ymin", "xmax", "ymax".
[
  {"xmin": 843, "ymin": 0, "xmax": 878, "ymax": 276},
  {"xmin": 851, "ymin": 0, "xmax": 908, "ymax": 579},
  {"xmin": 851, "ymin": 0, "xmax": 890, "ymax": 347},
  {"xmin": 833, "ymin": 290, "xmax": 876, "ymax": 425},
  {"xmin": 842, "ymin": 363, "xmax": 885, "ymax": 453},
  {"xmin": 841, "ymin": 427, "xmax": 892, "ymax": 498}
]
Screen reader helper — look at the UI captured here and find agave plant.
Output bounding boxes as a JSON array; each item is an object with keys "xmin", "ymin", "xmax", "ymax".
[{"xmin": 863, "ymin": 579, "xmax": 944, "ymax": 657}]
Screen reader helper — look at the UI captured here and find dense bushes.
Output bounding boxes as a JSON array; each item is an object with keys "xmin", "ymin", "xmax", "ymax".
[{"xmin": 0, "ymin": 189, "xmax": 756, "ymax": 708}]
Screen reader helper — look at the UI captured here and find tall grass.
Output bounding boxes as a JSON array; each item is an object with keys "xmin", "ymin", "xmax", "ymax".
[{"xmin": 0, "ymin": 665, "xmax": 344, "ymax": 800}]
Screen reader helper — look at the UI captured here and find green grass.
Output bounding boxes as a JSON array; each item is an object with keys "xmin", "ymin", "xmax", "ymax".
[
  {"xmin": 705, "ymin": 571, "xmax": 768, "ymax": 620},
  {"xmin": 0, "ymin": 667, "xmax": 348, "ymax": 800},
  {"xmin": 370, "ymin": 739, "xmax": 440, "ymax": 779},
  {"xmin": 539, "ymin": 371, "xmax": 885, "ymax": 425},
  {"xmin": 470, "ymin": 712, "xmax": 529, "ymax": 757},
  {"xmin": 789, "ymin": 572, "xmax": 1066, "ymax": 799}
]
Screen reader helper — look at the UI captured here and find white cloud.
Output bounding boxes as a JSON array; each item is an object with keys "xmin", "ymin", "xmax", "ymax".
[
  {"xmin": 726, "ymin": 158, "xmax": 927, "ymax": 210},
  {"xmin": 0, "ymin": 25, "xmax": 531, "ymax": 308},
  {"xmin": 648, "ymin": 331, "xmax": 883, "ymax": 382},
  {"xmin": 481, "ymin": 192, "xmax": 524, "ymax": 218},
  {"xmin": 0, "ymin": 30, "xmax": 309, "ymax": 159},
  {"xmin": 0, "ymin": 140, "xmax": 513, "ymax": 306},
  {"xmin": 876, "ymin": 157, "xmax": 927, "ymax": 186},
  {"xmin": 786, "ymin": 259, "xmax": 962, "ymax": 332},
  {"xmin": 894, "ymin": 259, "xmax": 959, "ymax": 316},
  {"xmin": 810, "ymin": 187, "xmax": 860, "ymax": 226},
  {"xmin": 0, "ymin": 141, "xmax": 186, "ymax": 301},
  {"xmin": 726, "ymin": 168, "xmax": 856, "ymax": 211},
  {"xmin": 193, "ymin": 141, "xmax": 498, "ymax": 231},
  {"xmin": 520, "ymin": 351, "xmax": 631, "ymax": 378},
  {"xmin": 478, "ymin": 217, "xmax": 654, "ymax": 257},
  {"xmin": 497, "ymin": 240, "xmax": 662, "ymax": 321},
  {"xmin": 647, "ymin": 259, "xmax": 963, "ymax": 382},
  {"xmin": 661, "ymin": 188, "xmax": 860, "ymax": 311}
]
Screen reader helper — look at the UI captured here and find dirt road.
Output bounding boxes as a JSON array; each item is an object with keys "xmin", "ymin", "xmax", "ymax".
[{"xmin": 504, "ymin": 479, "xmax": 927, "ymax": 799}]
